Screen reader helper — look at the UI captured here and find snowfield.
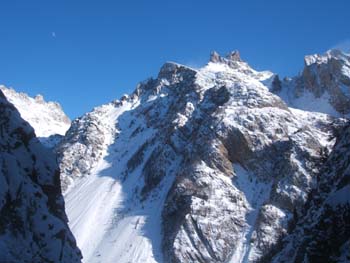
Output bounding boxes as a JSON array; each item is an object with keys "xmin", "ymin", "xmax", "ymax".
[{"xmin": 65, "ymin": 151, "xmax": 176, "ymax": 263}]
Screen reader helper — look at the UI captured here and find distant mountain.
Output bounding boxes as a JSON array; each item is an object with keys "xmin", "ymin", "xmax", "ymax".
[
  {"xmin": 57, "ymin": 49, "xmax": 350, "ymax": 262},
  {"xmin": 0, "ymin": 90, "xmax": 81, "ymax": 262},
  {"xmin": 0, "ymin": 85, "xmax": 71, "ymax": 148},
  {"xmin": 271, "ymin": 49, "xmax": 350, "ymax": 117}
]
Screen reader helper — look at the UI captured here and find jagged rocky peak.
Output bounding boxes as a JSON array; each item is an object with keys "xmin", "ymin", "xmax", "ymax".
[
  {"xmin": 0, "ymin": 85, "xmax": 71, "ymax": 147},
  {"xmin": 210, "ymin": 50, "xmax": 241, "ymax": 62},
  {"xmin": 210, "ymin": 50, "xmax": 221, "ymax": 62},
  {"xmin": 270, "ymin": 49, "xmax": 350, "ymax": 117},
  {"xmin": 304, "ymin": 48, "xmax": 350, "ymax": 66},
  {"xmin": 157, "ymin": 61, "xmax": 197, "ymax": 83},
  {"xmin": 210, "ymin": 50, "xmax": 242, "ymax": 64},
  {"xmin": 300, "ymin": 49, "xmax": 350, "ymax": 114},
  {"xmin": 226, "ymin": 50, "xmax": 242, "ymax": 61},
  {"xmin": 206, "ymin": 49, "xmax": 271, "ymax": 80}
]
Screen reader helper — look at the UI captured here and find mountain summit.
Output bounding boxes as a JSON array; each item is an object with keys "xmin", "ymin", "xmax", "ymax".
[
  {"xmin": 210, "ymin": 50, "xmax": 242, "ymax": 64},
  {"xmin": 274, "ymin": 49, "xmax": 350, "ymax": 117},
  {"xmin": 55, "ymin": 50, "xmax": 349, "ymax": 262}
]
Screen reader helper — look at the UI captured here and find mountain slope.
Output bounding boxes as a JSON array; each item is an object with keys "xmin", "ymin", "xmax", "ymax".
[
  {"xmin": 0, "ymin": 85, "xmax": 71, "ymax": 147},
  {"xmin": 0, "ymin": 90, "xmax": 81, "ymax": 262},
  {"xmin": 58, "ymin": 50, "xmax": 348, "ymax": 263},
  {"xmin": 272, "ymin": 122, "xmax": 350, "ymax": 263}
]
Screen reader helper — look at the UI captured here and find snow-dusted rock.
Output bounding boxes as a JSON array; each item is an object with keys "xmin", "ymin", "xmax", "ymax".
[
  {"xmin": 56, "ymin": 98, "xmax": 137, "ymax": 192},
  {"xmin": 0, "ymin": 90, "xmax": 81, "ymax": 262},
  {"xmin": 160, "ymin": 57, "xmax": 334, "ymax": 263},
  {"xmin": 272, "ymin": 122, "xmax": 350, "ymax": 263},
  {"xmin": 0, "ymin": 85, "xmax": 71, "ymax": 148},
  {"xmin": 273, "ymin": 49, "xmax": 350, "ymax": 117},
  {"xmin": 59, "ymin": 50, "xmax": 347, "ymax": 263}
]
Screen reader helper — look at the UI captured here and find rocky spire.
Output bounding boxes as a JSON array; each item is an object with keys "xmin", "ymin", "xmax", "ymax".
[
  {"xmin": 209, "ymin": 50, "xmax": 243, "ymax": 66},
  {"xmin": 226, "ymin": 50, "xmax": 241, "ymax": 61},
  {"xmin": 210, "ymin": 51, "xmax": 221, "ymax": 63}
]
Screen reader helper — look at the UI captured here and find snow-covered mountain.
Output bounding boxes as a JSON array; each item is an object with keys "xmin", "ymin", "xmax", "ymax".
[
  {"xmin": 0, "ymin": 90, "xmax": 81, "ymax": 262},
  {"xmin": 271, "ymin": 49, "xmax": 350, "ymax": 117},
  {"xmin": 0, "ymin": 85, "xmax": 71, "ymax": 147},
  {"xmin": 58, "ymin": 49, "xmax": 350, "ymax": 262}
]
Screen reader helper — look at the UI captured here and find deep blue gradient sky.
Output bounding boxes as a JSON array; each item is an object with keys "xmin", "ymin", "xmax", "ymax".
[{"xmin": 1, "ymin": 0, "xmax": 349, "ymax": 118}]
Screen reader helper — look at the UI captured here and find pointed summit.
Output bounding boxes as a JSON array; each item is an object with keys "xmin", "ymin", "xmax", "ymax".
[
  {"xmin": 209, "ymin": 50, "xmax": 243, "ymax": 66},
  {"xmin": 210, "ymin": 51, "xmax": 221, "ymax": 63},
  {"xmin": 226, "ymin": 50, "xmax": 241, "ymax": 61}
]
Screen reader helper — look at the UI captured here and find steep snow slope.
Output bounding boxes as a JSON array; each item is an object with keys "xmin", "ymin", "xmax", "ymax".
[
  {"xmin": 0, "ymin": 85, "xmax": 71, "ymax": 147},
  {"xmin": 0, "ymin": 90, "xmax": 81, "ymax": 262},
  {"xmin": 62, "ymin": 94, "xmax": 176, "ymax": 262},
  {"xmin": 60, "ymin": 50, "xmax": 344, "ymax": 263}
]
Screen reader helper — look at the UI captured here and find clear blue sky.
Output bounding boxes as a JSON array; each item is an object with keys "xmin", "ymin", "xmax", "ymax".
[{"xmin": 0, "ymin": 0, "xmax": 349, "ymax": 118}]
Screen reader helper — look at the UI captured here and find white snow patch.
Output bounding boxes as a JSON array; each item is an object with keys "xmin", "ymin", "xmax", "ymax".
[{"xmin": 229, "ymin": 164, "xmax": 271, "ymax": 263}]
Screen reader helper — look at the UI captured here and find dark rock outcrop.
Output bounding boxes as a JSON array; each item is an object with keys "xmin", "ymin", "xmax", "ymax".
[
  {"xmin": 0, "ymin": 90, "xmax": 81, "ymax": 262},
  {"xmin": 272, "ymin": 122, "xmax": 350, "ymax": 263}
]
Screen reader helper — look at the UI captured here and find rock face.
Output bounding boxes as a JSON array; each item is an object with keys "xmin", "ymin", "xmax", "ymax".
[
  {"xmin": 0, "ymin": 90, "xmax": 81, "ymax": 262},
  {"xmin": 58, "ymin": 50, "xmax": 350, "ymax": 263},
  {"xmin": 56, "ymin": 103, "xmax": 118, "ymax": 192},
  {"xmin": 273, "ymin": 49, "xmax": 350, "ymax": 117},
  {"xmin": 210, "ymin": 50, "xmax": 242, "ymax": 64},
  {"xmin": 0, "ymin": 85, "xmax": 71, "ymax": 148},
  {"xmin": 272, "ymin": 123, "xmax": 350, "ymax": 263}
]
